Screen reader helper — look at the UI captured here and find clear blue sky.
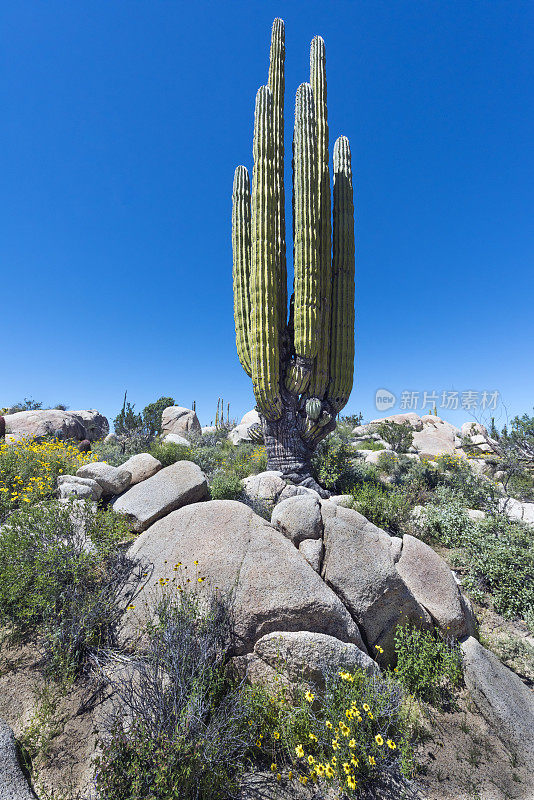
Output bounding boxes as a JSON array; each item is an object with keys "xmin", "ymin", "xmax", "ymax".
[{"xmin": 2, "ymin": 1, "xmax": 533, "ymax": 429}]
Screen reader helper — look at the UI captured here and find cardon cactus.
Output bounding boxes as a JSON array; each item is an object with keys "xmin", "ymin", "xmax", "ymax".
[{"xmin": 232, "ymin": 20, "xmax": 355, "ymax": 494}]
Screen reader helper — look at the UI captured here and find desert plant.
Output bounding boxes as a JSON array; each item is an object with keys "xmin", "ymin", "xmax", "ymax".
[
  {"xmin": 393, "ymin": 624, "xmax": 463, "ymax": 708},
  {"xmin": 0, "ymin": 437, "xmax": 97, "ymax": 522},
  {"xmin": 209, "ymin": 470, "xmax": 243, "ymax": 500},
  {"xmin": 374, "ymin": 421, "xmax": 413, "ymax": 453},
  {"xmin": 149, "ymin": 440, "xmax": 191, "ymax": 467},
  {"xmin": 249, "ymin": 666, "xmax": 414, "ymax": 792},
  {"xmin": 351, "ymin": 483, "xmax": 412, "ymax": 534},
  {"xmin": 0, "ymin": 499, "xmax": 140, "ymax": 680},
  {"xmin": 232, "ymin": 20, "xmax": 355, "ymax": 495},
  {"xmin": 94, "ymin": 587, "xmax": 258, "ymax": 800},
  {"xmin": 141, "ymin": 396, "xmax": 175, "ymax": 438}
]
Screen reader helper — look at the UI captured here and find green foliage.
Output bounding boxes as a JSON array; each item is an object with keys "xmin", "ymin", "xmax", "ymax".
[
  {"xmin": 113, "ymin": 395, "xmax": 143, "ymax": 437},
  {"xmin": 148, "ymin": 441, "xmax": 191, "ymax": 467},
  {"xmin": 374, "ymin": 421, "xmax": 413, "ymax": 453},
  {"xmin": 312, "ymin": 432, "xmax": 357, "ymax": 492},
  {"xmin": 355, "ymin": 439, "xmax": 385, "ymax": 451},
  {"xmin": 7, "ymin": 397, "xmax": 43, "ymax": 413},
  {"xmin": 433, "ymin": 454, "xmax": 496, "ymax": 509},
  {"xmin": 393, "ymin": 625, "xmax": 463, "ymax": 708},
  {"xmin": 209, "ymin": 470, "xmax": 243, "ymax": 500},
  {"xmin": 0, "ymin": 500, "xmax": 140, "ymax": 681},
  {"xmin": 351, "ymin": 482, "xmax": 411, "ymax": 534},
  {"xmin": 419, "ymin": 500, "xmax": 534, "ymax": 622},
  {"xmin": 94, "ymin": 588, "xmax": 257, "ymax": 800},
  {"xmin": 249, "ymin": 666, "xmax": 414, "ymax": 791},
  {"xmin": 142, "ymin": 396, "xmax": 175, "ymax": 438},
  {"xmin": 461, "ymin": 516, "xmax": 534, "ymax": 620}
]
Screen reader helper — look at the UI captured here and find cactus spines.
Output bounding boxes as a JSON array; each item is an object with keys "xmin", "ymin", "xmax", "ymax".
[
  {"xmin": 231, "ymin": 22, "xmax": 355, "ymax": 491},
  {"xmin": 232, "ymin": 165, "xmax": 252, "ymax": 377},
  {"xmin": 329, "ymin": 135, "xmax": 355, "ymax": 413},
  {"xmin": 268, "ymin": 18, "xmax": 287, "ymax": 335},
  {"xmin": 250, "ymin": 86, "xmax": 282, "ymax": 421},
  {"xmin": 308, "ymin": 35, "xmax": 332, "ymax": 400},
  {"xmin": 306, "ymin": 397, "xmax": 322, "ymax": 421}
]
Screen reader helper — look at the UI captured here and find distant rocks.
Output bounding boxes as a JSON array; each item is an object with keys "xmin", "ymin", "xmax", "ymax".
[
  {"xmin": 2, "ymin": 409, "xmax": 109, "ymax": 443},
  {"xmin": 161, "ymin": 406, "xmax": 201, "ymax": 438}
]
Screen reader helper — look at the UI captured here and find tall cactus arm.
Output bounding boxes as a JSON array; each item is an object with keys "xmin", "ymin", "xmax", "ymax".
[
  {"xmin": 268, "ymin": 18, "xmax": 287, "ymax": 336},
  {"xmin": 232, "ymin": 165, "xmax": 253, "ymax": 377},
  {"xmin": 307, "ymin": 35, "xmax": 332, "ymax": 401},
  {"xmin": 286, "ymin": 82, "xmax": 319, "ymax": 396},
  {"xmin": 327, "ymin": 135, "xmax": 355, "ymax": 413},
  {"xmin": 250, "ymin": 86, "xmax": 283, "ymax": 421}
]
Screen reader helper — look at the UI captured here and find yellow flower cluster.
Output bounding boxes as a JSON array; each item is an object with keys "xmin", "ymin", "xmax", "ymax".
[{"xmin": 0, "ymin": 437, "xmax": 97, "ymax": 511}]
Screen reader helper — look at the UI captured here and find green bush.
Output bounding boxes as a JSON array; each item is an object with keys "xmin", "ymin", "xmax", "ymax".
[
  {"xmin": 393, "ymin": 624, "xmax": 463, "ymax": 708},
  {"xmin": 374, "ymin": 421, "xmax": 413, "ymax": 454},
  {"xmin": 433, "ymin": 454, "xmax": 496, "ymax": 510},
  {"xmin": 0, "ymin": 500, "xmax": 140, "ymax": 681},
  {"xmin": 94, "ymin": 588, "xmax": 258, "ymax": 800},
  {"xmin": 351, "ymin": 483, "xmax": 411, "ymax": 534},
  {"xmin": 461, "ymin": 516, "xmax": 534, "ymax": 620},
  {"xmin": 312, "ymin": 433, "xmax": 357, "ymax": 492},
  {"xmin": 209, "ymin": 470, "xmax": 243, "ymax": 500},
  {"xmin": 148, "ymin": 440, "xmax": 191, "ymax": 467}
]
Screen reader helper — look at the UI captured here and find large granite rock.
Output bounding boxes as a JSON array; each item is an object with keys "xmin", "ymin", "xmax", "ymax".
[
  {"xmin": 242, "ymin": 471, "xmax": 286, "ymax": 511},
  {"xmin": 0, "ymin": 717, "xmax": 37, "ymax": 799},
  {"xmin": 271, "ymin": 495, "xmax": 323, "ymax": 545},
  {"xmin": 161, "ymin": 406, "xmax": 201, "ymax": 437},
  {"xmin": 396, "ymin": 534, "xmax": 475, "ymax": 638},
  {"xmin": 120, "ymin": 453, "xmax": 162, "ymax": 486},
  {"xmin": 57, "ymin": 474, "xmax": 103, "ymax": 501},
  {"xmin": 321, "ymin": 504, "xmax": 431, "ymax": 665},
  {"xmin": 2, "ymin": 409, "xmax": 108, "ymax": 443},
  {"xmin": 76, "ymin": 462, "xmax": 132, "ymax": 496},
  {"xmin": 461, "ymin": 637, "xmax": 534, "ymax": 766},
  {"xmin": 112, "ymin": 461, "xmax": 208, "ymax": 532},
  {"xmin": 253, "ymin": 630, "xmax": 379, "ymax": 686},
  {"xmin": 123, "ymin": 500, "xmax": 365, "ymax": 655}
]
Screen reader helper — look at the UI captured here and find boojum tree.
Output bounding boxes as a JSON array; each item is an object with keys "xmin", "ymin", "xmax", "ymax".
[{"xmin": 232, "ymin": 19, "xmax": 355, "ymax": 495}]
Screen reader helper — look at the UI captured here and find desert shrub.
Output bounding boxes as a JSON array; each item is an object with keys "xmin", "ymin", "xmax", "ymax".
[
  {"xmin": 0, "ymin": 437, "xmax": 97, "ymax": 522},
  {"xmin": 378, "ymin": 453, "xmax": 440, "ymax": 495},
  {"xmin": 392, "ymin": 624, "xmax": 463, "ymax": 708},
  {"xmin": 209, "ymin": 470, "xmax": 243, "ymax": 500},
  {"xmin": 0, "ymin": 499, "xmax": 140, "ymax": 680},
  {"xmin": 188, "ymin": 440, "xmax": 266, "ymax": 480},
  {"xmin": 351, "ymin": 483, "xmax": 411, "ymax": 534},
  {"xmin": 355, "ymin": 439, "xmax": 385, "ymax": 451},
  {"xmin": 433, "ymin": 453, "xmax": 496, "ymax": 510},
  {"xmin": 148, "ymin": 440, "xmax": 191, "ymax": 467},
  {"xmin": 94, "ymin": 588, "xmax": 257, "ymax": 800},
  {"xmin": 374, "ymin": 421, "xmax": 413, "ymax": 453},
  {"xmin": 420, "ymin": 492, "xmax": 472, "ymax": 547},
  {"xmin": 312, "ymin": 433, "xmax": 357, "ymax": 492},
  {"xmin": 419, "ymin": 500, "xmax": 533, "ymax": 622},
  {"xmin": 250, "ymin": 666, "xmax": 414, "ymax": 792},
  {"xmin": 461, "ymin": 516, "xmax": 534, "ymax": 620}
]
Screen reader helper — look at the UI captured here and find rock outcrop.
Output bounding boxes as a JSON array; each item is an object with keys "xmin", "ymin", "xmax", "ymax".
[
  {"xmin": 112, "ymin": 461, "xmax": 208, "ymax": 532},
  {"xmin": 3, "ymin": 409, "xmax": 108, "ymax": 443},
  {"xmin": 161, "ymin": 406, "xmax": 201, "ymax": 438},
  {"xmin": 122, "ymin": 500, "xmax": 366, "ymax": 656}
]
